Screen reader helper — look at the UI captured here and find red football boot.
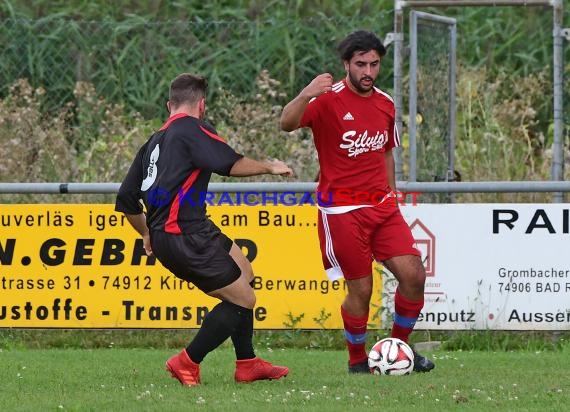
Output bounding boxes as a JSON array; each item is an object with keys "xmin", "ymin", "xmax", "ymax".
[
  {"xmin": 165, "ymin": 350, "xmax": 201, "ymax": 386},
  {"xmin": 234, "ymin": 357, "xmax": 289, "ymax": 383}
]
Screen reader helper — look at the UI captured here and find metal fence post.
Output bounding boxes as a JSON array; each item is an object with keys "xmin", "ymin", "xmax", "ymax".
[
  {"xmin": 552, "ymin": 0, "xmax": 565, "ymax": 203},
  {"xmin": 394, "ymin": 0, "xmax": 405, "ymax": 181}
]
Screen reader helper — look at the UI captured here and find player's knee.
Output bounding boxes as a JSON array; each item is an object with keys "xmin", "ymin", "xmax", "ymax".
[
  {"xmin": 406, "ymin": 267, "xmax": 425, "ymax": 289},
  {"xmin": 398, "ymin": 268, "xmax": 426, "ymax": 296},
  {"xmin": 416, "ymin": 267, "xmax": 426, "ymax": 286},
  {"xmin": 362, "ymin": 287, "xmax": 373, "ymax": 302},
  {"xmin": 408, "ymin": 257, "xmax": 426, "ymax": 287},
  {"xmin": 348, "ymin": 286, "xmax": 373, "ymax": 305},
  {"xmin": 407, "ymin": 273, "xmax": 426, "ymax": 297}
]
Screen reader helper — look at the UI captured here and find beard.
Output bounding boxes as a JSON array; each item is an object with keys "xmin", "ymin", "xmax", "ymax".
[{"xmin": 348, "ymin": 72, "xmax": 374, "ymax": 94}]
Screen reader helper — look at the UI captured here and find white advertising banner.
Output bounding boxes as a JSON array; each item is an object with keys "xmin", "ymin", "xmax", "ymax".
[{"xmin": 395, "ymin": 204, "xmax": 569, "ymax": 330}]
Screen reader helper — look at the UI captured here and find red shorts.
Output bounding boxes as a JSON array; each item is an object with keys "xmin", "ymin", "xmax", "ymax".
[{"xmin": 317, "ymin": 205, "xmax": 420, "ymax": 281}]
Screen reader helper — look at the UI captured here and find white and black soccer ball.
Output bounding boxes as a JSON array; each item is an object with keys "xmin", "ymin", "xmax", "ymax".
[{"xmin": 368, "ymin": 337, "xmax": 415, "ymax": 376}]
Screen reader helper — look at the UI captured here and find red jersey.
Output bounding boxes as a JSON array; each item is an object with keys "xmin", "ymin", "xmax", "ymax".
[{"xmin": 300, "ymin": 79, "xmax": 400, "ymax": 208}]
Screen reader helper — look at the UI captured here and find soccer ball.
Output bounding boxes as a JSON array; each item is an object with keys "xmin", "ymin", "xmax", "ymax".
[{"xmin": 368, "ymin": 337, "xmax": 415, "ymax": 376}]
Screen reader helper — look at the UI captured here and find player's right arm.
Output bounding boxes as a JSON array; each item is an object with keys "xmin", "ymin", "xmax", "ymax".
[
  {"xmin": 191, "ymin": 123, "xmax": 294, "ymax": 178},
  {"xmin": 229, "ymin": 157, "xmax": 293, "ymax": 177},
  {"xmin": 115, "ymin": 144, "xmax": 146, "ymax": 215},
  {"xmin": 280, "ymin": 73, "xmax": 333, "ymax": 132},
  {"xmin": 115, "ymin": 145, "xmax": 153, "ymax": 256},
  {"xmin": 124, "ymin": 213, "xmax": 152, "ymax": 256}
]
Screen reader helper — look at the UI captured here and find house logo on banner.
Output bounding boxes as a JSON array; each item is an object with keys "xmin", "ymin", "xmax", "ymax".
[
  {"xmin": 409, "ymin": 218, "xmax": 446, "ymax": 305},
  {"xmin": 409, "ymin": 219, "xmax": 436, "ymax": 276}
]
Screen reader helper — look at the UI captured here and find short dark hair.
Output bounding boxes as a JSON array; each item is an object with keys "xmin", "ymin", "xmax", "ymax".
[
  {"xmin": 337, "ymin": 30, "xmax": 386, "ymax": 61},
  {"xmin": 169, "ymin": 73, "xmax": 208, "ymax": 108}
]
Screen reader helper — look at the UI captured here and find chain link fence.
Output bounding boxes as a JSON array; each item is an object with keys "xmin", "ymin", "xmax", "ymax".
[
  {"xmin": 406, "ymin": 11, "xmax": 456, "ymax": 203},
  {"xmin": 0, "ymin": 10, "xmax": 567, "ymax": 204},
  {"xmin": 0, "ymin": 15, "xmax": 394, "ymax": 119},
  {"xmin": 565, "ymin": 60, "xmax": 570, "ymax": 179},
  {"xmin": 412, "ymin": 16, "xmax": 454, "ymax": 184}
]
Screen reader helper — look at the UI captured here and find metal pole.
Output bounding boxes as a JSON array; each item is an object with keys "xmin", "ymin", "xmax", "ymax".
[
  {"xmin": 2, "ymin": 181, "xmax": 570, "ymax": 194},
  {"xmin": 394, "ymin": 0, "xmax": 405, "ymax": 181},
  {"xmin": 401, "ymin": 0, "xmax": 551, "ymax": 7},
  {"xmin": 409, "ymin": 11, "xmax": 418, "ymax": 182},
  {"xmin": 552, "ymin": 0, "xmax": 564, "ymax": 202},
  {"xmin": 448, "ymin": 19, "xmax": 458, "ymax": 202}
]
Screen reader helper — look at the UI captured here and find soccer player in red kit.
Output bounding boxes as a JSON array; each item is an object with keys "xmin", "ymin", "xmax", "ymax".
[{"xmin": 280, "ymin": 30, "xmax": 434, "ymax": 373}]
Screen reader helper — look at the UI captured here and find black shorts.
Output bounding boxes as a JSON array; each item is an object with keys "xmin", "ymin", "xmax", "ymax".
[{"xmin": 150, "ymin": 219, "xmax": 241, "ymax": 293}]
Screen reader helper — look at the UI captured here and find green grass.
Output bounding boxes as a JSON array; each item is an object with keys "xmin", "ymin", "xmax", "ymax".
[
  {"xmin": 2, "ymin": 329, "xmax": 569, "ymax": 352},
  {"xmin": 1, "ymin": 346, "xmax": 569, "ymax": 412}
]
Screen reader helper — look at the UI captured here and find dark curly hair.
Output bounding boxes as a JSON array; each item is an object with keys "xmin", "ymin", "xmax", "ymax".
[{"xmin": 337, "ymin": 30, "xmax": 386, "ymax": 61}]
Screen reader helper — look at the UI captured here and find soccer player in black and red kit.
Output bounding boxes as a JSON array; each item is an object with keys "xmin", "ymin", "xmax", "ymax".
[
  {"xmin": 116, "ymin": 73, "xmax": 291, "ymax": 385},
  {"xmin": 280, "ymin": 30, "xmax": 435, "ymax": 374}
]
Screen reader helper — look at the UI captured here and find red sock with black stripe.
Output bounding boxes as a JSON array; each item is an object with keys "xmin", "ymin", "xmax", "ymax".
[
  {"xmin": 341, "ymin": 305, "xmax": 369, "ymax": 365},
  {"xmin": 391, "ymin": 288, "xmax": 424, "ymax": 343}
]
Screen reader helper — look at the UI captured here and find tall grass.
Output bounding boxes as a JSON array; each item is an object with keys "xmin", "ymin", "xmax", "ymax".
[
  {"xmin": 0, "ymin": 70, "xmax": 319, "ymax": 205},
  {"xmin": 0, "ymin": 13, "xmax": 393, "ymax": 118},
  {"xmin": 0, "ymin": 78, "xmax": 154, "ymax": 204},
  {"xmin": 2, "ymin": 2, "xmax": 566, "ymax": 121},
  {"xmin": 454, "ymin": 66, "xmax": 569, "ymax": 202},
  {"xmin": 0, "ymin": 1, "xmax": 568, "ymax": 201},
  {"xmin": 0, "ymin": 65, "xmax": 564, "ymax": 203}
]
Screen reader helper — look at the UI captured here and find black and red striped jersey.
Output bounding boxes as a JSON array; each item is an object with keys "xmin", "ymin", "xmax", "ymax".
[{"xmin": 115, "ymin": 113, "xmax": 243, "ymax": 234}]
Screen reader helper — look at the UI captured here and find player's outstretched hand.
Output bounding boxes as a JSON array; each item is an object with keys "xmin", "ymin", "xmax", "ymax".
[{"xmin": 267, "ymin": 159, "xmax": 294, "ymax": 177}]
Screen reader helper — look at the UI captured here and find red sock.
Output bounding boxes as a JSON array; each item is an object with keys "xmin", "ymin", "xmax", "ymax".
[
  {"xmin": 391, "ymin": 288, "xmax": 424, "ymax": 343},
  {"xmin": 341, "ymin": 306, "xmax": 369, "ymax": 365}
]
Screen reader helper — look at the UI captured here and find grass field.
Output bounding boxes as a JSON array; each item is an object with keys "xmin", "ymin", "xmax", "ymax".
[{"xmin": 1, "ymin": 345, "xmax": 569, "ymax": 412}]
